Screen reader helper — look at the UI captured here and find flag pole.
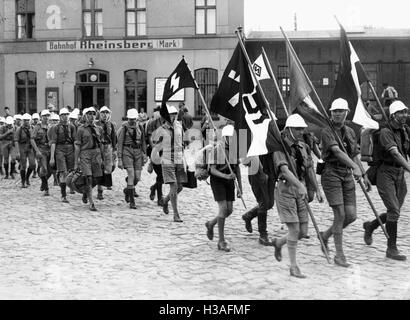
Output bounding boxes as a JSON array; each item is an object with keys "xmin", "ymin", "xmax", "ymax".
[
  {"xmin": 183, "ymin": 57, "xmax": 247, "ymax": 209},
  {"xmin": 281, "ymin": 26, "xmax": 388, "ymax": 240},
  {"xmin": 261, "ymin": 46, "xmax": 290, "ymax": 117},
  {"xmin": 236, "ymin": 28, "xmax": 332, "ymax": 264}
]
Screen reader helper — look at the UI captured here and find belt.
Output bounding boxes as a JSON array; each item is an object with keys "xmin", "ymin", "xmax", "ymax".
[
  {"xmin": 124, "ymin": 144, "xmax": 141, "ymax": 149},
  {"xmin": 327, "ymin": 162, "xmax": 350, "ymax": 169},
  {"xmin": 383, "ymin": 161, "xmax": 402, "ymax": 168},
  {"xmin": 57, "ymin": 142, "xmax": 73, "ymax": 145}
]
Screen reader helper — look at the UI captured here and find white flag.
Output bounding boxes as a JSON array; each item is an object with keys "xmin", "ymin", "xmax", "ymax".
[{"xmin": 252, "ymin": 54, "xmax": 271, "ymax": 81}]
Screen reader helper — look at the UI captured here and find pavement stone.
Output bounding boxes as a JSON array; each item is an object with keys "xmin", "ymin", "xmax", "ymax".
[{"xmin": 0, "ymin": 164, "xmax": 410, "ymax": 300}]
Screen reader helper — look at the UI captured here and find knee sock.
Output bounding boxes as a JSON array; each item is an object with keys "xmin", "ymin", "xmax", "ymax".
[
  {"xmin": 26, "ymin": 168, "xmax": 33, "ymax": 181},
  {"xmin": 170, "ymin": 194, "xmax": 178, "ymax": 214},
  {"xmin": 386, "ymin": 220, "xmax": 398, "ymax": 249},
  {"xmin": 287, "ymin": 239, "xmax": 298, "ymax": 267},
  {"xmin": 156, "ymin": 183, "xmax": 163, "ymax": 199},
  {"xmin": 20, "ymin": 170, "xmax": 26, "ymax": 184},
  {"xmin": 41, "ymin": 177, "xmax": 49, "ymax": 191},
  {"xmin": 217, "ymin": 217, "xmax": 226, "ymax": 243},
  {"xmin": 60, "ymin": 182, "xmax": 67, "ymax": 197},
  {"xmin": 370, "ymin": 213, "xmax": 387, "ymax": 231},
  {"xmin": 4, "ymin": 163, "xmax": 9, "ymax": 176},
  {"xmin": 333, "ymin": 232, "xmax": 344, "ymax": 258}
]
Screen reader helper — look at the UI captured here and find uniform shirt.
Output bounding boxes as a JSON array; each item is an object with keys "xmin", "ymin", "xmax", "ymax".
[
  {"xmin": 14, "ymin": 125, "xmax": 31, "ymax": 144},
  {"xmin": 379, "ymin": 121, "xmax": 410, "ymax": 163},
  {"xmin": 0, "ymin": 125, "xmax": 15, "ymax": 142},
  {"xmin": 31, "ymin": 123, "xmax": 49, "ymax": 148},
  {"xmin": 321, "ymin": 124, "xmax": 359, "ymax": 163},
  {"xmin": 208, "ymin": 140, "xmax": 237, "ymax": 175},
  {"xmin": 117, "ymin": 122, "xmax": 146, "ymax": 159},
  {"xmin": 273, "ymin": 134, "xmax": 312, "ymax": 181},
  {"xmin": 96, "ymin": 120, "xmax": 117, "ymax": 149},
  {"xmin": 75, "ymin": 123, "xmax": 102, "ymax": 151},
  {"xmin": 147, "ymin": 117, "xmax": 163, "ymax": 144},
  {"xmin": 156, "ymin": 120, "xmax": 184, "ymax": 165},
  {"xmin": 48, "ymin": 123, "xmax": 76, "ymax": 145}
]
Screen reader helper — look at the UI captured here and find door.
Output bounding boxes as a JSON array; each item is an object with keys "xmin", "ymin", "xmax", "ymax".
[{"xmin": 94, "ymin": 86, "xmax": 109, "ymax": 108}]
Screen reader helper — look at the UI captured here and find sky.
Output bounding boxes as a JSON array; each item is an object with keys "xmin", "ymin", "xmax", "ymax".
[{"xmin": 244, "ymin": 0, "xmax": 410, "ymax": 32}]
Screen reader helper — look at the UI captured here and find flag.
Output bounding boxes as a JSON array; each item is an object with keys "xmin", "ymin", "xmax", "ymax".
[
  {"xmin": 210, "ymin": 44, "xmax": 281, "ymax": 157},
  {"xmin": 285, "ymin": 40, "xmax": 329, "ymax": 129},
  {"xmin": 252, "ymin": 54, "xmax": 270, "ymax": 81},
  {"xmin": 330, "ymin": 24, "xmax": 379, "ymax": 129},
  {"xmin": 160, "ymin": 58, "xmax": 197, "ymax": 123}
]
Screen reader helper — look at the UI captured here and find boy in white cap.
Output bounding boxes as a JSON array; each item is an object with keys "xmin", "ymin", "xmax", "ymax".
[
  {"xmin": 0, "ymin": 117, "xmax": 5, "ymax": 175},
  {"xmin": 319, "ymin": 98, "xmax": 371, "ymax": 267},
  {"xmin": 271, "ymin": 114, "xmax": 322, "ymax": 278},
  {"xmin": 0, "ymin": 116, "xmax": 17, "ymax": 178},
  {"xmin": 95, "ymin": 106, "xmax": 117, "ymax": 199},
  {"xmin": 117, "ymin": 108, "xmax": 147, "ymax": 209},
  {"xmin": 49, "ymin": 108, "xmax": 76, "ymax": 202},
  {"xmin": 362, "ymin": 100, "xmax": 410, "ymax": 261},
  {"xmin": 30, "ymin": 109, "xmax": 52, "ymax": 196},
  {"xmin": 14, "ymin": 113, "xmax": 36, "ymax": 188},
  {"xmin": 156, "ymin": 105, "xmax": 186, "ymax": 222},
  {"xmin": 74, "ymin": 107, "xmax": 103, "ymax": 211}
]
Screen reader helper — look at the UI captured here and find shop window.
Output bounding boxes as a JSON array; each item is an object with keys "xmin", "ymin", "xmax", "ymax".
[
  {"xmin": 82, "ymin": 0, "xmax": 103, "ymax": 37},
  {"xmin": 195, "ymin": 0, "xmax": 216, "ymax": 35},
  {"xmin": 16, "ymin": 71, "xmax": 37, "ymax": 114},
  {"xmin": 124, "ymin": 70, "xmax": 147, "ymax": 113},
  {"xmin": 126, "ymin": 0, "xmax": 146, "ymax": 37},
  {"xmin": 194, "ymin": 68, "xmax": 217, "ymax": 117},
  {"xmin": 16, "ymin": 0, "xmax": 35, "ymax": 39}
]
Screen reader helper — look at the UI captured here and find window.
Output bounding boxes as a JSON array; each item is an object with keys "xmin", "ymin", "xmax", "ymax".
[
  {"xmin": 195, "ymin": 0, "xmax": 216, "ymax": 35},
  {"xmin": 16, "ymin": 71, "xmax": 37, "ymax": 114},
  {"xmin": 16, "ymin": 0, "xmax": 35, "ymax": 39},
  {"xmin": 126, "ymin": 0, "xmax": 146, "ymax": 37},
  {"xmin": 194, "ymin": 68, "xmax": 218, "ymax": 117},
  {"xmin": 82, "ymin": 0, "xmax": 103, "ymax": 37},
  {"xmin": 124, "ymin": 70, "xmax": 147, "ymax": 113},
  {"xmin": 277, "ymin": 66, "xmax": 290, "ymax": 97}
]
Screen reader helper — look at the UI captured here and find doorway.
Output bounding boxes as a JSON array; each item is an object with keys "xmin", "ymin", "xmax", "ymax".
[{"xmin": 75, "ymin": 70, "xmax": 109, "ymax": 108}]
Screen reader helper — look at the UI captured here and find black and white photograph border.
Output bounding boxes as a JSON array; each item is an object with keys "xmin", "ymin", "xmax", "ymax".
[{"xmin": 0, "ymin": 0, "xmax": 410, "ymax": 301}]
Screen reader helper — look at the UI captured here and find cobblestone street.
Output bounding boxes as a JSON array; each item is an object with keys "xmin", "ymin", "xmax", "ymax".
[{"xmin": 1, "ymin": 165, "xmax": 409, "ymax": 300}]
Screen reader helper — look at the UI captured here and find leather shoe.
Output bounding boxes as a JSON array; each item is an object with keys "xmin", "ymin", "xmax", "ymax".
[
  {"xmin": 386, "ymin": 247, "xmax": 407, "ymax": 261},
  {"xmin": 334, "ymin": 255, "xmax": 350, "ymax": 268},
  {"xmin": 89, "ymin": 203, "xmax": 97, "ymax": 211},
  {"xmin": 205, "ymin": 221, "xmax": 214, "ymax": 240},
  {"xmin": 217, "ymin": 241, "xmax": 230, "ymax": 252},
  {"xmin": 149, "ymin": 186, "xmax": 156, "ymax": 201},
  {"xmin": 272, "ymin": 238, "xmax": 282, "ymax": 262},
  {"xmin": 162, "ymin": 201, "xmax": 169, "ymax": 214},
  {"xmin": 318, "ymin": 231, "xmax": 329, "ymax": 255},
  {"xmin": 173, "ymin": 214, "xmax": 183, "ymax": 223},
  {"xmin": 259, "ymin": 235, "xmax": 274, "ymax": 246},
  {"xmin": 157, "ymin": 197, "xmax": 164, "ymax": 207},
  {"xmin": 290, "ymin": 266, "xmax": 306, "ymax": 279},
  {"xmin": 242, "ymin": 214, "xmax": 252, "ymax": 233},
  {"xmin": 123, "ymin": 188, "xmax": 130, "ymax": 203},
  {"xmin": 61, "ymin": 196, "xmax": 69, "ymax": 203},
  {"xmin": 129, "ymin": 202, "xmax": 137, "ymax": 209},
  {"xmin": 363, "ymin": 221, "xmax": 373, "ymax": 245},
  {"xmin": 43, "ymin": 190, "xmax": 50, "ymax": 197}
]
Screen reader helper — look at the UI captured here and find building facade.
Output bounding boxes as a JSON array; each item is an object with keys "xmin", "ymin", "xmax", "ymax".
[
  {"xmin": 0, "ymin": 0, "xmax": 243, "ymax": 123},
  {"xmin": 246, "ymin": 28, "xmax": 410, "ymax": 125}
]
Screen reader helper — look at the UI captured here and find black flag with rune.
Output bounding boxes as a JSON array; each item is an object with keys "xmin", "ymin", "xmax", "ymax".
[{"xmin": 160, "ymin": 58, "xmax": 197, "ymax": 123}]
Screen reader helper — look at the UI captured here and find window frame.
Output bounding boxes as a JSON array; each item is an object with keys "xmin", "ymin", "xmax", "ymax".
[
  {"xmin": 82, "ymin": 0, "xmax": 103, "ymax": 38},
  {"xmin": 195, "ymin": 0, "xmax": 216, "ymax": 35},
  {"xmin": 15, "ymin": 0, "xmax": 35, "ymax": 40},
  {"xmin": 125, "ymin": 0, "xmax": 147, "ymax": 38},
  {"xmin": 124, "ymin": 69, "xmax": 147, "ymax": 115},
  {"xmin": 194, "ymin": 67, "xmax": 218, "ymax": 118},
  {"xmin": 15, "ymin": 70, "xmax": 37, "ymax": 114}
]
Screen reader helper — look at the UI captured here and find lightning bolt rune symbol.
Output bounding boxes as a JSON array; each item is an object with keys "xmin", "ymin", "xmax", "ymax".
[{"xmin": 170, "ymin": 73, "xmax": 180, "ymax": 92}]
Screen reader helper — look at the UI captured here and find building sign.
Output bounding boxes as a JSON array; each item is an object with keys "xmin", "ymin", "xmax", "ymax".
[
  {"xmin": 46, "ymin": 71, "xmax": 55, "ymax": 80},
  {"xmin": 155, "ymin": 77, "xmax": 184, "ymax": 102},
  {"xmin": 47, "ymin": 39, "xmax": 183, "ymax": 51}
]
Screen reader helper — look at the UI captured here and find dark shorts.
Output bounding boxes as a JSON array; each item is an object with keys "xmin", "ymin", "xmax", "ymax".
[
  {"xmin": 162, "ymin": 163, "xmax": 187, "ymax": 184},
  {"xmin": 79, "ymin": 148, "xmax": 103, "ymax": 177},
  {"xmin": 18, "ymin": 144, "xmax": 36, "ymax": 170},
  {"xmin": 275, "ymin": 180, "xmax": 309, "ymax": 224},
  {"xmin": 321, "ymin": 165, "xmax": 356, "ymax": 207},
  {"xmin": 56, "ymin": 144, "xmax": 75, "ymax": 173},
  {"xmin": 122, "ymin": 146, "xmax": 143, "ymax": 171},
  {"xmin": 376, "ymin": 164, "xmax": 407, "ymax": 222},
  {"xmin": 210, "ymin": 175, "xmax": 235, "ymax": 202}
]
